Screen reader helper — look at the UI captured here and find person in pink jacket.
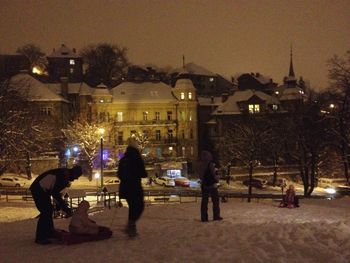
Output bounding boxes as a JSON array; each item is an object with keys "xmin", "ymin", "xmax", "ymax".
[{"xmin": 69, "ymin": 200, "xmax": 100, "ymax": 235}]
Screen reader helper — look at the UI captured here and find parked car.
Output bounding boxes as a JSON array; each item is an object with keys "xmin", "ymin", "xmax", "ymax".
[
  {"xmin": 174, "ymin": 177, "xmax": 190, "ymax": 187},
  {"xmin": 266, "ymin": 178, "xmax": 287, "ymax": 188},
  {"xmin": 242, "ymin": 178, "xmax": 267, "ymax": 189},
  {"xmin": 104, "ymin": 178, "xmax": 120, "ymax": 185},
  {"xmin": 155, "ymin": 176, "xmax": 175, "ymax": 187},
  {"xmin": 0, "ymin": 176, "xmax": 27, "ymax": 187}
]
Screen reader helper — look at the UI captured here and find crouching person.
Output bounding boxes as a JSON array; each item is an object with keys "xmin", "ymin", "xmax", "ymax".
[
  {"xmin": 280, "ymin": 184, "xmax": 299, "ymax": 208},
  {"xmin": 69, "ymin": 200, "xmax": 111, "ymax": 236},
  {"xmin": 30, "ymin": 166, "xmax": 83, "ymax": 245}
]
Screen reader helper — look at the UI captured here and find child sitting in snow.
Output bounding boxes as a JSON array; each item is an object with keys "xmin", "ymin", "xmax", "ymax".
[
  {"xmin": 280, "ymin": 184, "xmax": 299, "ymax": 208},
  {"xmin": 69, "ymin": 200, "xmax": 111, "ymax": 235}
]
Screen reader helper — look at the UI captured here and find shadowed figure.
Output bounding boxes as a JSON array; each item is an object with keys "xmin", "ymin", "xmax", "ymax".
[
  {"xmin": 117, "ymin": 138, "xmax": 147, "ymax": 237},
  {"xmin": 197, "ymin": 150, "xmax": 223, "ymax": 222}
]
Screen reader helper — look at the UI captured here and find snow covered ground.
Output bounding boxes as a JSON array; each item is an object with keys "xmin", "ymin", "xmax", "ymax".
[{"xmin": 1, "ymin": 197, "xmax": 350, "ymax": 263}]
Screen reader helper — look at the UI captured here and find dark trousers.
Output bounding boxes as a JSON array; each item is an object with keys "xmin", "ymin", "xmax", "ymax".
[
  {"xmin": 32, "ymin": 188, "xmax": 54, "ymax": 241},
  {"xmin": 126, "ymin": 194, "xmax": 144, "ymax": 228},
  {"xmin": 201, "ymin": 186, "xmax": 220, "ymax": 221}
]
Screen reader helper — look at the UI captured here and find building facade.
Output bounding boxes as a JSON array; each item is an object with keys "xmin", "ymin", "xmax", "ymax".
[{"xmin": 88, "ymin": 79, "xmax": 198, "ymax": 173}]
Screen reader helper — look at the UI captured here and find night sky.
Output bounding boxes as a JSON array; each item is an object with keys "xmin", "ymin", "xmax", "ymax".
[{"xmin": 1, "ymin": 0, "xmax": 349, "ymax": 90}]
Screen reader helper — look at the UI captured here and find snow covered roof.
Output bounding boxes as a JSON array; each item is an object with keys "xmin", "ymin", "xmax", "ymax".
[
  {"xmin": 174, "ymin": 79, "xmax": 196, "ymax": 91},
  {"xmin": 48, "ymin": 44, "xmax": 80, "ymax": 58},
  {"xmin": 47, "ymin": 82, "xmax": 94, "ymax": 95},
  {"xmin": 10, "ymin": 73, "xmax": 68, "ymax": 102},
  {"xmin": 213, "ymin": 90, "xmax": 279, "ymax": 115},
  {"xmin": 171, "ymin": 62, "xmax": 216, "ymax": 76},
  {"xmin": 198, "ymin": 96, "xmax": 223, "ymax": 106},
  {"xmin": 276, "ymin": 86, "xmax": 305, "ymax": 101},
  {"xmin": 238, "ymin": 73, "xmax": 274, "ymax": 85},
  {"xmin": 111, "ymin": 82, "xmax": 177, "ymax": 103},
  {"xmin": 92, "ymin": 87, "xmax": 111, "ymax": 96}
]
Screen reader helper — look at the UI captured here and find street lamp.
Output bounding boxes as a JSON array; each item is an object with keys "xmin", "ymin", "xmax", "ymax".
[{"xmin": 99, "ymin": 128, "xmax": 105, "ymax": 188}]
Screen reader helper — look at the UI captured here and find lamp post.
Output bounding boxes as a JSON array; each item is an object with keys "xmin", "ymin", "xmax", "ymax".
[{"xmin": 99, "ymin": 128, "xmax": 105, "ymax": 188}]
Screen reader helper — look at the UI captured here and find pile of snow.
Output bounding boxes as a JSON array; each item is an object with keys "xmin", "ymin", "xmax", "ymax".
[{"xmin": 1, "ymin": 198, "xmax": 350, "ymax": 263}]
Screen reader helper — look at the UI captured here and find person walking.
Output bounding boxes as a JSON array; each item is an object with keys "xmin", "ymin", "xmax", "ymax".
[
  {"xmin": 117, "ymin": 138, "xmax": 147, "ymax": 237},
  {"xmin": 198, "ymin": 150, "xmax": 223, "ymax": 222},
  {"xmin": 30, "ymin": 165, "xmax": 83, "ymax": 245}
]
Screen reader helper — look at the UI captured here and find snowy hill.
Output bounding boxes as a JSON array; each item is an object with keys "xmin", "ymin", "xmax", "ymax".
[{"xmin": 1, "ymin": 197, "xmax": 350, "ymax": 263}]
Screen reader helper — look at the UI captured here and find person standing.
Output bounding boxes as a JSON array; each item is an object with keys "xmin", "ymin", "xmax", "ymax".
[
  {"xmin": 30, "ymin": 165, "xmax": 83, "ymax": 244},
  {"xmin": 198, "ymin": 150, "xmax": 223, "ymax": 222},
  {"xmin": 117, "ymin": 138, "xmax": 147, "ymax": 237}
]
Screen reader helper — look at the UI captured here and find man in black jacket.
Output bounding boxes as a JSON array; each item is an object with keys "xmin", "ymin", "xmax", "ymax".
[
  {"xmin": 30, "ymin": 165, "xmax": 83, "ymax": 244},
  {"xmin": 117, "ymin": 138, "xmax": 147, "ymax": 237}
]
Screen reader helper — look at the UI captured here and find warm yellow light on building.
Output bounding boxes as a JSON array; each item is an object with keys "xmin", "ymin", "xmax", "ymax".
[{"xmin": 32, "ymin": 66, "xmax": 42, "ymax": 75}]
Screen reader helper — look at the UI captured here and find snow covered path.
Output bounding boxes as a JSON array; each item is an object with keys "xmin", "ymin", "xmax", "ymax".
[{"xmin": 0, "ymin": 198, "xmax": 349, "ymax": 263}]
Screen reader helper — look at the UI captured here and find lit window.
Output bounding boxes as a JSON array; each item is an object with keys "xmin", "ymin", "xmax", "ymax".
[
  {"xmin": 182, "ymin": 146, "xmax": 185, "ymax": 157},
  {"xmin": 209, "ymin": 77, "xmax": 214, "ymax": 82},
  {"xmin": 169, "ymin": 146, "xmax": 173, "ymax": 151},
  {"xmin": 275, "ymin": 91, "xmax": 279, "ymax": 95},
  {"xmin": 143, "ymin": 111, "xmax": 148, "ymax": 121},
  {"xmin": 190, "ymin": 146, "xmax": 194, "ymax": 156},
  {"xmin": 180, "ymin": 92, "xmax": 185, "ymax": 100},
  {"xmin": 99, "ymin": 98, "xmax": 104, "ymax": 103},
  {"xmin": 70, "ymin": 68, "xmax": 74, "ymax": 74},
  {"xmin": 69, "ymin": 59, "xmax": 75, "ymax": 65},
  {"xmin": 188, "ymin": 92, "xmax": 192, "ymax": 100},
  {"xmin": 272, "ymin": 105, "xmax": 278, "ymax": 111},
  {"xmin": 248, "ymin": 104, "xmax": 260, "ymax": 114},
  {"xmin": 155, "ymin": 112, "xmax": 160, "ymax": 120},
  {"xmin": 117, "ymin": 112, "xmax": 123, "ymax": 122},
  {"xmin": 189, "ymin": 111, "xmax": 193, "ymax": 121}
]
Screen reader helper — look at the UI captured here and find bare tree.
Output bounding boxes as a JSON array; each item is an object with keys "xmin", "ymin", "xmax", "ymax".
[
  {"xmin": 62, "ymin": 120, "xmax": 103, "ymax": 178},
  {"xmin": 217, "ymin": 116, "xmax": 273, "ymax": 202},
  {"xmin": 16, "ymin": 43, "xmax": 47, "ymax": 74},
  {"xmin": 0, "ymin": 80, "xmax": 58, "ymax": 178},
  {"xmin": 289, "ymin": 93, "xmax": 329, "ymax": 196},
  {"xmin": 80, "ymin": 43, "xmax": 129, "ymax": 87},
  {"xmin": 327, "ymin": 50, "xmax": 350, "ymax": 183}
]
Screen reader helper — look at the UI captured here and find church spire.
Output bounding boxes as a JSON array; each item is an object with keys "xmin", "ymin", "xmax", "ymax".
[{"xmin": 289, "ymin": 46, "xmax": 295, "ymax": 78}]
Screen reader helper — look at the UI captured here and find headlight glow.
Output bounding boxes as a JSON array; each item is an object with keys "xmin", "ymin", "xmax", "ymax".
[{"xmin": 325, "ymin": 188, "xmax": 336, "ymax": 194}]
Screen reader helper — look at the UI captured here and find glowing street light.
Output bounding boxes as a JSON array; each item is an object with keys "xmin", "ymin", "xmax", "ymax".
[{"xmin": 99, "ymin": 128, "xmax": 105, "ymax": 188}]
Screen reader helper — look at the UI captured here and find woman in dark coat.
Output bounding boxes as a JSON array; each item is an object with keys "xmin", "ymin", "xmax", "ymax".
[
  {"xmin": 198, "ymin": 150, "xmax": 223, "ymax": 222},
  {"xmin": 117, "ymin": 138, "xmax": 147, "ymax": 237}
]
